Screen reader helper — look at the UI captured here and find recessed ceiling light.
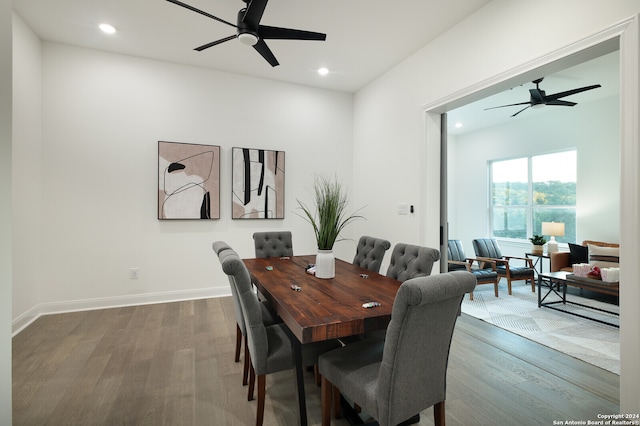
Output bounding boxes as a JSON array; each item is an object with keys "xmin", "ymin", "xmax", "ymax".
[
  {"xmin": 455, "ymin": 122, "xmax": 463, "ymax": 128},
  {"xmin": 317, "ymin": 67, "xmax": 329, "ymax": 76},
  {"xmin": 99, "ymin": 23, "xmax": 116, "ymax": 34}
]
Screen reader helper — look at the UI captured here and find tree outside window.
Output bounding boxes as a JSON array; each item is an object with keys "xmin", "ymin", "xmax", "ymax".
[{"xmin": 491, "ymin": 151, "xmax": 576, "ymax": 243}]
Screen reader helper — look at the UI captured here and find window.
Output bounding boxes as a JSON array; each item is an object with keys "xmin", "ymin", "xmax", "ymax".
[{"xmin": 490, "ymin": 151, "xmax": 576, "ymax": 243}]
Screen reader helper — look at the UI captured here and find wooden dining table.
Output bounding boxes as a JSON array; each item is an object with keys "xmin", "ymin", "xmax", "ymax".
[{"xmin": 243, "ymin": 255, "xmax": 402, "ymax": 426}]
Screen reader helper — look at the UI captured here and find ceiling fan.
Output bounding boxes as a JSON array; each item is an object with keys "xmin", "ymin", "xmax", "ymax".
[
  {"xmin": 166, "ymin": 0, "xmax": 326, "ymax": 67},
  {"xmin": 485, "ymin": 78, "xmax": 602, "ymax": 117}
]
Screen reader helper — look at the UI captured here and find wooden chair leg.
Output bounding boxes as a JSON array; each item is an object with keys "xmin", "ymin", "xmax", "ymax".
[
  {"xmin": 248, "ymin": 363, "xmax": 256, "ymax": 401},
  {"xmin": 507, "ymin": 278, "xmax": 513, "ymax": 295},
  {"xmin": 321, "ymin": 376, "xmax": 332, "ymax": 426},
  {"xmin": 333, "ymin": 385, "xmax": 341, "ymax": 419},
  {"xmin": 256, "ymin": 374, "xmax": 266, "ymax": 426},
  {"xmin": 493, "ymin": 280, "xmax": 499, "ymax": 297},
  {"xmin": 469, "ymin": 291, "xmax": 474, "ymax": 301},
  {"xmin": 235, "ymin": 324, "xmax": 242, "ymax": 362},
  {"xmin": 314, "ymin": 364, "xmax": 321, "ymax": 386},
  {"xmin": 242, "ymin": 336, "xmax": 250, "ymax": 386},
  {"xmin": 434, "ymin": 401, "xmax": 445, "ymax": 426},
  {"xmin": 530, "ymin": 277, "xmax": 535, "ymax": 292}
]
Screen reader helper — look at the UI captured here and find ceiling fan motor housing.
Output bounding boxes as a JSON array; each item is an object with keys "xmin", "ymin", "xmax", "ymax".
[
  {"xmin": 166, "ymin": 0, "xmax": 326, "ymax": 66},
  {"xmin": 237, "ymin": 9, "xmax": 259, "ymax": 45},
  {"xmin": 531, "ymin": 89, "xmax": 546, "ymax": 107}
]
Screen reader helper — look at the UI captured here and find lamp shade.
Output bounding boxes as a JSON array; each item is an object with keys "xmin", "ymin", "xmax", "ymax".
[{"xmin": 541, "ymin": 222, "xmax": 565, "ymax": 237}]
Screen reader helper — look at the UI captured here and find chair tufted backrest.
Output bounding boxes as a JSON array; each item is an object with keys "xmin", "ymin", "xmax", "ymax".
[
  {"xmin": 213, "ymin": 241, "xmax": 247, "ymax": 336},
  {"xmin": 212, "ymin": 240, "xmax": 233, "ymax": 256},
  {"xmin": 385, "ymin": 243, "xmax": 440, "ymax": 282},
  {"xmin": 218, "ymin": 246, "xmax": 270, "ymax": 375},
  {"xmin": 377, "ymin": 271, "xmax": 477, "ymax": 426},
  {"xmin": 353, "ymin": 236, "xmax": 391, "ymax": 274},
  {"xmin": 472, "ymin": 238, "xmax": 503, "ymax": 260},
  {"xmin": 253, "ymin": 231, "xmax": 294, "ymax": 258}
]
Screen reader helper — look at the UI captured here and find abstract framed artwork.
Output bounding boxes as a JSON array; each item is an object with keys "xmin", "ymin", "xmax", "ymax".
[
  {"xmin": 232, "ymin": 147, "xmax": 285, "ymax": 219},
  {"xmin": 158, "ymin": 141, "xmax": 220, "ymax": 220}
]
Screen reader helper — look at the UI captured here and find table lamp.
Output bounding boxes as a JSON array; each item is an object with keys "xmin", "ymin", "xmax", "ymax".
[{"xmin": 542, "ymin": 222, "xmax": 565, "ymax": 253}]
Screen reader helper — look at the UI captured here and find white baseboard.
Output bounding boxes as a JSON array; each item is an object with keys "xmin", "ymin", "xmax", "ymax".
[{"xmin": 12, "ymin": 286, "xmax": 231, "ymax": 337}]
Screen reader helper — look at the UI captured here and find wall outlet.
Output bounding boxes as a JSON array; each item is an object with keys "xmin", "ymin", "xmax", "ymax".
[{"xmin": 130, "ymin": 268, "xmax": 139, "ymax": 279}]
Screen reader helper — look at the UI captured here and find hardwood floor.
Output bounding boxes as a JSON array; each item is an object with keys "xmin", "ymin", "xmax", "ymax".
[{"xmin": 12, "ymin": 297, "xmax": 619, "ymax": 425}]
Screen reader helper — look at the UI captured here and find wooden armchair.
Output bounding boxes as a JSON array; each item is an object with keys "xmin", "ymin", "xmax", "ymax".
[
  {"xmin": 472, "ymin": 238, "xmax": 535, "ymax": 295},
  {"xmin": 447, "ymin": 240, "xmax": 499, "ymax": 300}
]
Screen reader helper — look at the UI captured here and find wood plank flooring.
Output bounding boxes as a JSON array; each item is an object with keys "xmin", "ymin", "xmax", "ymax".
[{"xmin": 12, "ymin": 297, "xmax": 619, "ymax": 425}]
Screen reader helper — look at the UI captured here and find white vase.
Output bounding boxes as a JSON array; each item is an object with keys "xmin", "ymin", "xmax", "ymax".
[{"xmin": 315, "ymin": 249, "xmax": 335, "ymax": 279}]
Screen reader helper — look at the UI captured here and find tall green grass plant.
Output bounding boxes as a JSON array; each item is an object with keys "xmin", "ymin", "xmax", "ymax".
[{"xmin": 297, "ymin": 174, "xmax": 364, "ymax": 250}]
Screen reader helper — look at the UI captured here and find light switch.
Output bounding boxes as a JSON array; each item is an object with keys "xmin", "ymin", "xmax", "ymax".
[{"xmin": 398, "ymin": 203, "xmax": 409, "ymax": 215}]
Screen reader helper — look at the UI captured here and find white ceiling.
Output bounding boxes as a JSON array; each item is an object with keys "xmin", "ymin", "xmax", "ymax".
[
  {"xmin": 447, "ymin": 51, "xmax": 620, "ymax": 136},
  {"xmin": 13, "ymin": 0, "xmax": 492, "ymax": 93},
  {"xmin": 13, "ymin": 0, "xmax": 619, "ymax": 133}
]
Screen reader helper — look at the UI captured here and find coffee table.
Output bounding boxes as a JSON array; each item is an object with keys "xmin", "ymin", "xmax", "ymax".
[{"xmin": 537, "ymin": 271, "xmax": 619, "ymax": 327}]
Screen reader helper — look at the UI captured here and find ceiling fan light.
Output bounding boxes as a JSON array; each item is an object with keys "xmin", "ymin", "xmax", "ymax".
[
  {"xmin": 238, "ymin": 33, "xmax": 258, "ymax": 46},
  {"xmin": 532, "ymin": 103, "xmax": 545, "ymax": 109}
]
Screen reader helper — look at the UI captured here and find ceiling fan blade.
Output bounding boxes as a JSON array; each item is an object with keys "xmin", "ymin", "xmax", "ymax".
[
  {"xmin": 194, "ymin": 35, "xmax": 237, "ymax": 51},
  {"xmin": 243, "ymin": 0, "xmax": 269, "ymax": 28},
  {"xmin": 484, "ymin": 101, "xmax": 531, "ymax": 111},
  {"xmin": 166, "ymin": 0, "xmax": 236, "ymax": 28},
  {"xmin": 511, "ymin": 105, "xmax": 531, "ymax": 117},
  {"xmin": 253, "ymin": 39, "xmax": 279, "ymax": 67},
  {"xmin": 259, "ymin": 25, "xmax": 327, "ymax": 41},
  {"xmin": 544, "ymin": 84, "xmax": 601, "ymax": 102},
  {"xmin": 546, "ymin": 100, "xmax": 577, "ymax": 107}
]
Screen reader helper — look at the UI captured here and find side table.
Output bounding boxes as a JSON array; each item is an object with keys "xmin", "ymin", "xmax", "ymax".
[{"xmin": 525, "ymin": 252, "xmax": 550, "ymax": 277}]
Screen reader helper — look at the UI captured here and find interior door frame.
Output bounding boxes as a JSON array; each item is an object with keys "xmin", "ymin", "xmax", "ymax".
[{"xmin": 421, "ymin": 15, "xmax": 639, "ymax": 412}]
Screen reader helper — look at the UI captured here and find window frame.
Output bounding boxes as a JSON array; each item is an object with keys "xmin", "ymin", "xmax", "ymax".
[{"xmin": 489, "ymin": 150, "xmax": 577, "ymax": 243}]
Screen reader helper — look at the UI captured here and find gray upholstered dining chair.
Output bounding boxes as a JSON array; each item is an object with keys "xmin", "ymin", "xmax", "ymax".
[
  {"xmin": 212, "ymin": 241, "xmax": 279, "ymax": 388},
  {"xmin": 252, "ymin": 231, "xmax": 293, "ymax": 306},
  {"xmin": 252, "ymin": 231, "xmax": 293, "ymax": 258},
  {"xmin": 218, "ymin": 246, "xmax": 340, "ymax": 426},
  {"xmin": 447, "ymin": 239, "xmax": 499, "ymax": 300},
  {"xmin": 318, "ymin": 271, "xmax": 477, "ymax": 426},
  {"xmin": 472, "ymin": 238, "xmax": 535, "ymax": 295},
  {"xmin": 385, "ymin": 243, "xmax": 440, "ymax": 281},
  {"xmin": 352, "ymin": 242, "xmax": 441, "ymax": 343},
  {"xmin": 352, "ymin": 235, "xmax": 391, "ymax": 273}
]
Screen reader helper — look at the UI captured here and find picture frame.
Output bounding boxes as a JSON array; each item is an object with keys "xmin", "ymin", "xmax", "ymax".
[
  {"xmin": 232, "ymin": 147, "xmax": 285, "ymax": 219},
  {"xmin": 158, "ymin": 141, "xmax": 220, "ymax": 220}
]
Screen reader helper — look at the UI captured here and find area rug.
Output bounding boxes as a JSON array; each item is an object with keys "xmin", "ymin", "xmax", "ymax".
[{"xmin": 461, "ymin": 282, "xmax": 620, "ymax": 374}]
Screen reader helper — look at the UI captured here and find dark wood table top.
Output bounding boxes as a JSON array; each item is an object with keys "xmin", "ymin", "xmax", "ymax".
[{"xmin": 243, "ymin": 255, "xmax": 402, "ymax": 344}]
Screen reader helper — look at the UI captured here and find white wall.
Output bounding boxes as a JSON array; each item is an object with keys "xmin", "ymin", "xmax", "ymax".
[
  {"xmin": 0, "ymin": 0, "xmax": 11, "ymax": 421},
  {"xmin": 11, "ymin": 40, "xmax": 354, "ymax": 328},
  {"xmin": 10, "ymin": 0, "xmax": 640, "ymax": 415},
  {"xmin": 12, "ymin": 13, "xmax": 42, "ymax": 329},
  {"xmin": 350, "ymin": 0, "xmax": 639, "ymax": 414},
  {"xmin": 449, "ymin": 95, "xmax": 621, "ymax": 253}
]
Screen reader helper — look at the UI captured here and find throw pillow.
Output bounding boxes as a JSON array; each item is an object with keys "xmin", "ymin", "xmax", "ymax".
[
  {"xmin": 588, "ymin": 244, "xmax": 620, "ymax": 268},
  {"xmin": 568, "ymin": 243, "xmax": 588, "ymax": 265}
]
